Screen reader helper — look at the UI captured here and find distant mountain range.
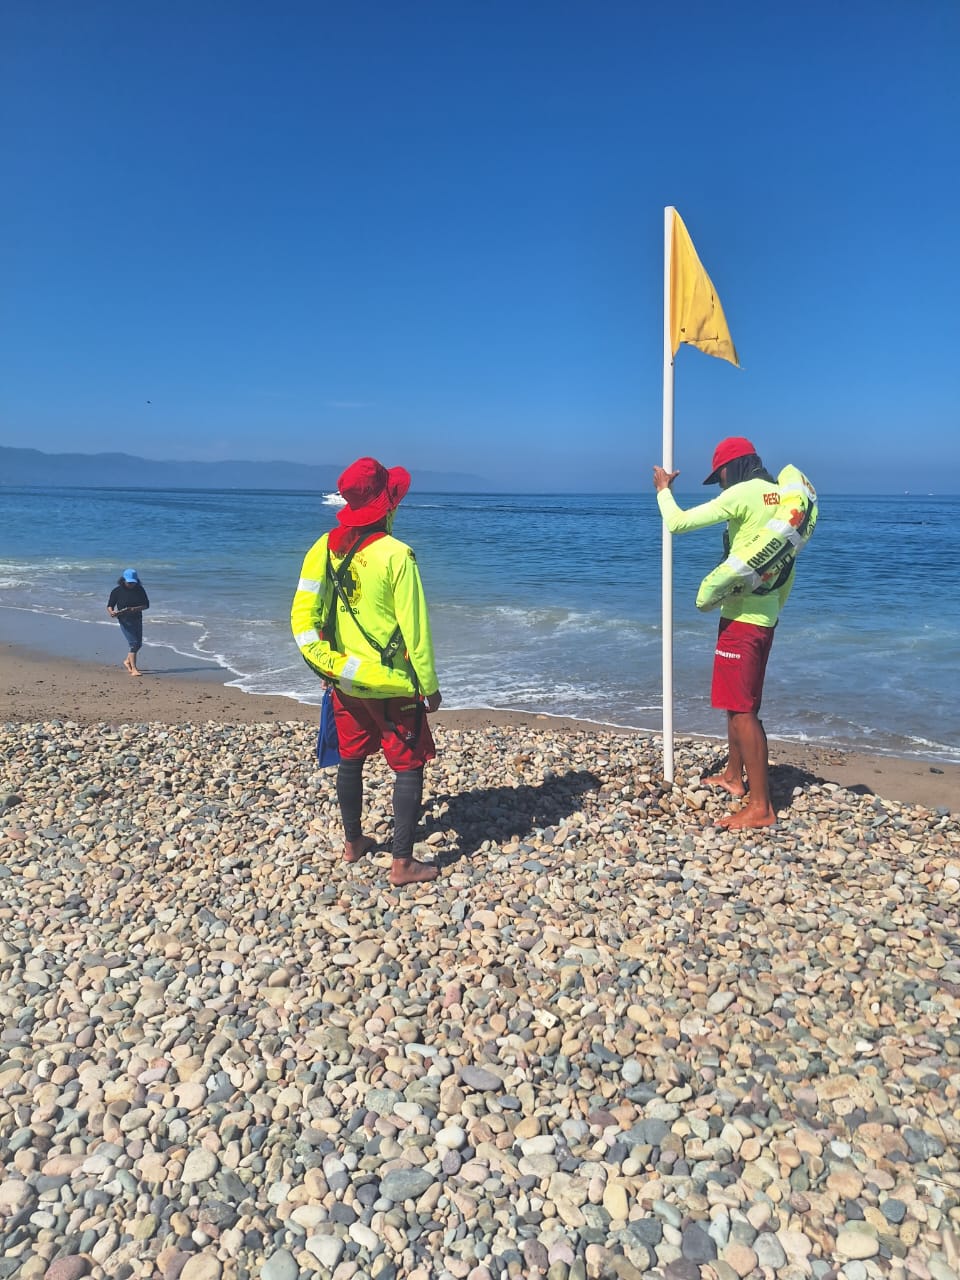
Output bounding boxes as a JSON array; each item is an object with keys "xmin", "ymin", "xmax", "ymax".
[{"xmin": 0, "ymin": 446, "xmax": 487, "ymax": 492}]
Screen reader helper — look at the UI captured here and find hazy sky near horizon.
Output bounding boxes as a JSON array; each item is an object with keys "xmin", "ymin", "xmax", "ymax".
[{"xmin": 3, "ymin": 2, "xmax": 959, "ymax": 493}]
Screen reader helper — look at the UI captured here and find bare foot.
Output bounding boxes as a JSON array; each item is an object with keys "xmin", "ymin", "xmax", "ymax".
[
  {"xmin": 389, "ymin": 858, "xmax": 439, "ymax": 886},
  {"xmin": 130, "ymin": 668, "xmax": 143, "ymax": 677},
  {"xmin": 344, "ymin": 835, "xmax": 377, "ymax": 864},
  {"xmin": 701, "ymin": 773, "xmax": 747, "ymax": 798},
  {"xmin": 719, "ymin": 804, "xmax": 777, "ymax": 829}
]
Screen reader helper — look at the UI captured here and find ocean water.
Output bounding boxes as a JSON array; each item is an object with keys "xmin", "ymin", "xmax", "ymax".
[{"xmin": 1, "ymin": 485, "xmax": 958, "ymax": 763}]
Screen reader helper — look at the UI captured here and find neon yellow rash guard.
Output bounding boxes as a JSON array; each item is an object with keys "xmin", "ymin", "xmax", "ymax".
[
  {"xmin": 658, "ymin": 480, "xmax": 795, "ymax": 627},
  {"xmin": 291, "ymin": 532, "xmax": 439, "ymax": 697}
]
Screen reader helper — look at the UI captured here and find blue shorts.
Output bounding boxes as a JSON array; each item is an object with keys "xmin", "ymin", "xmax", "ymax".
[{"xmin": 118, "ymin": 615, "xmax": 143, "ymax": 653}]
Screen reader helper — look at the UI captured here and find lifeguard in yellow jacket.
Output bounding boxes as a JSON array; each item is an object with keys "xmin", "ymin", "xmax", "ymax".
[
  {"xmin": 291, "ymin": 457, "xmax": 442, "ymax": 885},
  {"xmin": 654, "ymin": 437, "xmax": 814, "ymax": 831}
]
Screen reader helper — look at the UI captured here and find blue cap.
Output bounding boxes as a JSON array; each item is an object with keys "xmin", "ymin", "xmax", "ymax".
[{"xmin": 122, "ymin": 568, "xmax": 139, "ymax": 583}]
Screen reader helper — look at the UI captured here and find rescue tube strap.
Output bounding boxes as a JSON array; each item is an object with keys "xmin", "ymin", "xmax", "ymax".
[{"xmin": 696, "ymin": 465, "xmax": 818, "ymax": 612}]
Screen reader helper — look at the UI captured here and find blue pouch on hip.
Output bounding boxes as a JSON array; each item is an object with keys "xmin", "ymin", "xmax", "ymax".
[{"xmin": 316, "ymin": 686, "xmax": 341, "ymax": 768}]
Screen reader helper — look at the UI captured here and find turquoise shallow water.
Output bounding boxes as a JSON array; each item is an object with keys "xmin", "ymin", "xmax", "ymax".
[{"xmin": 1, "ymin": 485, "xmax": 958, "ymax": 762}]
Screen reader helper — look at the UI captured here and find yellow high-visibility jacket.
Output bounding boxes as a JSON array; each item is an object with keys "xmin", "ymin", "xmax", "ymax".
[
  {"xmin": 658, "ymin": 479, "xmax": 797, "ymax": 627},
  {"xmin": 291, "ymin": 532, "xmax": 439, "ymax": 698}
]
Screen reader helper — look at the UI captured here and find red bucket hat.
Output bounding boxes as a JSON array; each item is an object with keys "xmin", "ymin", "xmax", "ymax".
[
  {"xmin": 703, "ymin": 436, "xmax": 757, "ymax": 485},
  {"xmin": 336, "ymin": 457, "xmax": 411, "ymax": 526}
]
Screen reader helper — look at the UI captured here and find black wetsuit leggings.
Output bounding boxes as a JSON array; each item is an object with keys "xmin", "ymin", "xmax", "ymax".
[{"xmin": 336, "ymin": 760, "xmax": 423, "ymax": 860}]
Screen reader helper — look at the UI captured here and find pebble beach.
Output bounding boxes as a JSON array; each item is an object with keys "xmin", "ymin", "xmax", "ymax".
[{"xmin": 1, "ymin": 652, "xmax": 959, "ymax": 1280}]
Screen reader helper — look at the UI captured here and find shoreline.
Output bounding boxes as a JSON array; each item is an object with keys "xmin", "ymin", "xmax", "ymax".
[{"xmin": 2, "ymin": 639, "xmax": 956, "ymax": 812}]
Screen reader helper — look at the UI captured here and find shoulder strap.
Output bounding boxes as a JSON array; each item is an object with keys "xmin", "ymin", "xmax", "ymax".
[
  {"xmin": 325, "ymin": 535, "xmax": 411, "ymax": 682},
  {"xmin": 321, "ymin": 534, "xmax": 368, "ymax": 641}
]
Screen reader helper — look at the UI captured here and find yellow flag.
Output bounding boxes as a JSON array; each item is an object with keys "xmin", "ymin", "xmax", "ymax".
[{"xmin": 669, "ymin": 210, "xmax": 739, "ymax": 366}]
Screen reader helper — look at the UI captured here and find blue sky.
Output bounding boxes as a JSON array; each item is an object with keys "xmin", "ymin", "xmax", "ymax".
[{"xmin": 3, "ymin": 1, "xmax": 958, "ymax": 492}]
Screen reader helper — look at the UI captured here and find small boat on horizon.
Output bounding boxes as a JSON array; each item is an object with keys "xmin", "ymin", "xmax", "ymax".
[{"xmin": 321, "ymin": 491, "xmax": 347, "ymax": 506}]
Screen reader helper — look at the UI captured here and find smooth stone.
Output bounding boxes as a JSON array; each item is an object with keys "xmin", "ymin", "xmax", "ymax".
[
  {"xmin": 181, "ymin": 1150, "xmax": 219, "ymax": 1183},
  {"xmin": 261, "ymin": 1250, "xmax": 299, "ymax": 1280},
  {"xmin": 602, "ymin": 1182, "xmax": 629, "ymax": 1221},
  {"xmin": 349, "ymin": 1222, "xmax": 379, "ymax": 1250},
  {"xmin": 0, "ymin": 1181, "xmax": 32, "ymax": 1212},
  {"xmin": 723, "ymin": 1244, "xmax": 758, "ymax": 1278},
  {"xmin": 653, "ymin": 1200, "xmax": 682, "ymax": 1229},
  {"xmin": 460, "ymin": 1066, "xmax": 502, "ymax": 1091},
  {"xmin": 841, "ymin": 1264, "xmax": 867, "ymax": 1280},
  {"xmin": 523, "ymin": 1241, "xmax": 549, "ymax": 1272},
  {"xmin": 519, "ymin": 1135, "xmax": 556, "ymax": 1156},
  {"xmin": 175, "ymin": 1082, "xmax": 207, "ymax": 1110},
  {"xmin": 706, "ymin": 990, "xmax": 735, "ymax": 1014},
  {"xmin": 43, "ymin": 1260, "xmax": 90, "ymax": 1280},
  {"xmin": 754, "ymin": 1233, "xmax": 787, "ymax": 1269},
  {"xmin": 881, "ymin": 1198, "xmax": 907, "ymax": 1224},
  {"xmin": 380, "ymin": 1169, "xmax": 435, "ymax": 1201},
  {"xmin": 305, "ymin": 1236, "xmax": 344, "ymax": 1269},
  {"xmin": 836, "ymin": 1225, "xmax": 880, "ymax": 1260},
  {"xmin": 681, "ymin": 1224, "xmax": 717, "ymax": 1263},
  {"xmin": 179, "ymin": 1256, "xmax": 222, "ymax": 1280},
  {"xmin": 436, "ymin": 1125, "xmax": 467, "ymax": 1151}
]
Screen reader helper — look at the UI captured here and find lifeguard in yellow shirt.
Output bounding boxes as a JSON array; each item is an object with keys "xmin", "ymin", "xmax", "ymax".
[
  {"xmin": 654, "ymin": 437, "xmax": 815, "ymax": 830},
  {"xmin": 292, "ymin": 457, "xmax": 442, "ymax": 885}
]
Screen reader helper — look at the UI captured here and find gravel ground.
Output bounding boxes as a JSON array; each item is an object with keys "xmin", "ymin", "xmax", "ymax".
[{"xmin": 0, "ymin": 719, "xmax": 957, "ymax": 1280}]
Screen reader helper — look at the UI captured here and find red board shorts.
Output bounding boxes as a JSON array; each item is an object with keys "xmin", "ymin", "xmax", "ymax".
[
  {"xmin": 711, "ymin": 618, "xmax": 775, "ymax": 714},
  {"xmin": 332, "ymin": 689, "xmax": 436, "ymax": 771}
]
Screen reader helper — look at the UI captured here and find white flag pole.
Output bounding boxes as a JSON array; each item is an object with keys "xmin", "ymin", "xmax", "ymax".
[{"xmin": 662, "ymin": 206, "xmax": 676, "ymax": 784}]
